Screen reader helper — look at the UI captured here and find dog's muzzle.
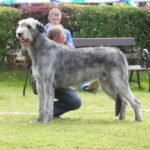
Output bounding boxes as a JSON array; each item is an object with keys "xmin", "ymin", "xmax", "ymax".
[{"xmin": 16, "ymin": 32, "xmax": 29, "ymax": 44}]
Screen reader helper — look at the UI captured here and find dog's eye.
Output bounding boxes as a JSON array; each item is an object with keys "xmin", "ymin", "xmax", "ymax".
[
  {"xmin": 16, "ymin": 23, "xmax": 19, "ymax": 28},
  {"xmin": 27, "ymin": 25, "xmax": 31, "ymax": 28}
]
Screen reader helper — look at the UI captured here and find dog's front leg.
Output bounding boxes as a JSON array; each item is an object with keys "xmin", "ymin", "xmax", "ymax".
[
  {"xmin": 43, "ymin": 79, "xmax": 54, "ymax": 124},
  {"xmin": 36, "ymin": 77, "xmax": 45, "ymax": 122}
]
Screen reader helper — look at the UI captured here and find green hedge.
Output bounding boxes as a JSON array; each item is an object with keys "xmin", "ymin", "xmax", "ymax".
[
  {"xmin": 0, "ymin": 5, "xmax": 150, "ymax": 64},
  {"xmin": 0, "ymin": 6, "xmax": 21, "ymax": 64},
  {"xmin": 63, "ymin": 5, "xmax": 150, "ymax": 49},
  {"xmin": 21, "ymin": 5, "xmax": 150, "ymax": 49}
]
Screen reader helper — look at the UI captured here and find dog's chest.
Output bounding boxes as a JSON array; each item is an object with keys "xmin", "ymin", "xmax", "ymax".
[{"xmin": 32, "ymin": 66, "xmax": 40, "ymax": 78}]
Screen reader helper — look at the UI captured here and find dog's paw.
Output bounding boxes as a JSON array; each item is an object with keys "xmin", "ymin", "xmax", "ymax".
[{"xmin": 29, "ymin": 118, "xmax": 51, "ymax": 124}]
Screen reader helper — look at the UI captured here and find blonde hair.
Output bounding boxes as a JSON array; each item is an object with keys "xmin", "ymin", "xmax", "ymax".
[
  {"xmin": 48, "ymin": 8, "xmax": 62, "ymax": 17},
  {"xmin": 48, "ymin": 25, "xmax": 64, "ymax": 40}
]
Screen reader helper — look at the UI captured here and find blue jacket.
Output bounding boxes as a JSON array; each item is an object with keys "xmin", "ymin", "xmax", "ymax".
[
  {"xmin": 44, "ymin": 23, "xmax": 74, "ymax": 47},
  {"xmin": 50, "ymin": 0, "xmax": 61, "ymax": 5}
]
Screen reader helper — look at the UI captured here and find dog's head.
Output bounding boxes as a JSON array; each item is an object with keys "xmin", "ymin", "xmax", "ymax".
[{"xmin": 16, "ymin": 18, "xmax": 44, "ymax": 49}]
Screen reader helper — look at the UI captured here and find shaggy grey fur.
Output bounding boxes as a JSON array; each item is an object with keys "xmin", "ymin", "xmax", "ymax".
[{"xmin": 16, "ymin": 18, "xmax": 141, "ymax": 124}]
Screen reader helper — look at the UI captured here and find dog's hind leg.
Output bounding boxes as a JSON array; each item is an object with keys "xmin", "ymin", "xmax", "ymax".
[
  {"xmin": 100, "ymin": 81, "xmax": 122, "ymax": 118},
  {"xmin": 118, "ymin": 87, "xmax": 141, "ymax": 121},
  {"xmin": 116, "ymin": 93, "xmax": 122, "ymax": 117},
  {"xmin": 118, "ymin": 100, "xmax": 128, "ymax": 120},
  {"xmin": 107, "ymin": 66, "xmax": 141, "ymax": 121},
  {"xmin": 101, "ymin": 81, "xmax": 128, "ymax": 120},
  {"xmin": 110, "ymin": 74, "xmax": 141, "ymax": 121}
]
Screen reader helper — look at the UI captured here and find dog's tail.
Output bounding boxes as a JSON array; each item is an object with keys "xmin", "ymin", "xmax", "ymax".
[{"xmin": 115, "ymin": 93, "xmax": 122, "ymax": 116}]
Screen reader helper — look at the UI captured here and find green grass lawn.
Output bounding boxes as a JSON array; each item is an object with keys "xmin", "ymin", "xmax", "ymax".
[{"xmin": 0, "ymin": 68, "xmax": 150, "ymax": 150}]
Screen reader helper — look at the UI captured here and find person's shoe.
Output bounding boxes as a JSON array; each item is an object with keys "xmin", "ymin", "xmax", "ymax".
[
  {"xmin": 86, "ymin": 80, "xmax": 100, "ymax": 90},
  {"xmin": 53, "ymin": 115, "xmax": 64, "ymax": 119},
  {"xmin": 83, "ymin": 79, "xmax": 101, "ymax": 93}
]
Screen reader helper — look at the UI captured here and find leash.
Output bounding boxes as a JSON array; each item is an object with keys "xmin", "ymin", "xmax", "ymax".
[
  {"xmin": 23, "ymin": 66, "xmax": 30, "ymax": 96},
  {"xmin": 22, "ymin": 52, "xmax": 32, "ymax": 96}
]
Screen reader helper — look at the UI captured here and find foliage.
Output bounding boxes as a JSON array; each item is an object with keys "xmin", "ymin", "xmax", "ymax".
[
  {"xmin": 21, "ymin": 5, "xmax": 51, "ymax": 24},
  {"xmin": 0, "ymin": 6, "xmax": 21, "ymax": 64},
  {"xmin": 63, "ymin": 5, "xmax": 150, "ymax": 49},
  {"xmin": 21, "ymin": 4, "xmax": 150, "ymax": 50},
  {"xmin": 0, "ymin": 5, "xmax": 150, "ymax": 65}
]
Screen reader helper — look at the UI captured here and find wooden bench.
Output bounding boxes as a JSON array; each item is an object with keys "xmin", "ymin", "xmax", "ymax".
[{"xmin": 73, "ymin": 37, "xmax": 150, "ymax": 91}]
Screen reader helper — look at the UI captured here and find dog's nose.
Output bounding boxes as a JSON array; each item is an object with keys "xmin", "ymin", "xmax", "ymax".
[{"xmin": 17, "ymin": 33, "xmax": 22, "ymax": 37}]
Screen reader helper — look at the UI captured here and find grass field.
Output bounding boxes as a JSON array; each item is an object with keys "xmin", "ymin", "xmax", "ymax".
[{"xmin": 0, "ymin": 68, "xmax": 150, "ymax": 150}]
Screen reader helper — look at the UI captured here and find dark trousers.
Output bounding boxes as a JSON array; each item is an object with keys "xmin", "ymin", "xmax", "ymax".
[
  {"xmin": 31, "ymin": 76, "xmax": 81, "ymax": 116},
  {"xmin": 54, "ymin": 87, "xmax": 81, "ymax": 116}
]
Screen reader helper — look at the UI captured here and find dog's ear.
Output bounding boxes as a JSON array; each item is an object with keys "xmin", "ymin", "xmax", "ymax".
[{"xmin": 37, "ymin": 22, "xmax": 44, "ymax": 33}]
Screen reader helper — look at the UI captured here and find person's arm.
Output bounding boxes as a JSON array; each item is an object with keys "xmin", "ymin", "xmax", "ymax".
[
  {"xmin": 64, "ymin": 29, "xmax": 74, "ymax": 47},
  {"xmin": 44, "ymin": 23, "xmax": 49, "ymax": 35}
]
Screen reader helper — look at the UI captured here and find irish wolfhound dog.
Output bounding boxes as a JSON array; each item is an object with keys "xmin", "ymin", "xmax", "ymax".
[{"xmin": 16, "ymin": 18, "xmax": 141, "ymax": 124}]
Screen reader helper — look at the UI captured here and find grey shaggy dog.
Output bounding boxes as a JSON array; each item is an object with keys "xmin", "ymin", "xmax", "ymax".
[{"xmin": 16, "ymin": 18, "xmax": 141, "ymax": 124}]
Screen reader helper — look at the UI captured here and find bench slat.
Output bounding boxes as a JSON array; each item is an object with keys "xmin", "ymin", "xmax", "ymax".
[
  {"xmin": 128, "ymin": 65, "xmax": 150, "ymax": 71},
  {"xmin": 73, "ymin": 37, "xmax": 135, "ymax": 47},
  {"xmin": 125, "ymin": 53, "xmax": 138, "ymax": 59}
]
